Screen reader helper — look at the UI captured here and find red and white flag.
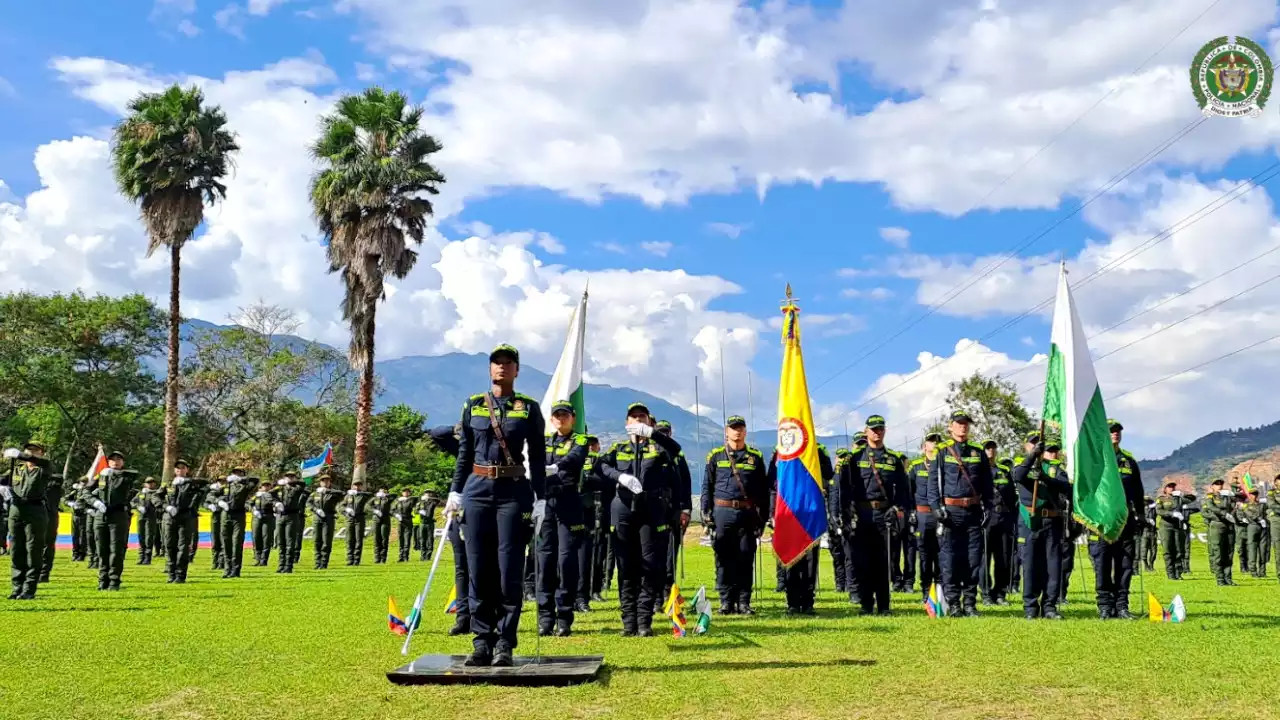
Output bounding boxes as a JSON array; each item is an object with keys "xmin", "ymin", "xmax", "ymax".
[{"xmin": 85, "ymin": 446, "xmax": 107, "ymax": 481}]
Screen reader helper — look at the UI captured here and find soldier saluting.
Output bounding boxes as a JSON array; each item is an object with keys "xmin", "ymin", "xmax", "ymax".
[{"xmin": 3, "ymin": 441, "xmax": 52, "ymax": 599}]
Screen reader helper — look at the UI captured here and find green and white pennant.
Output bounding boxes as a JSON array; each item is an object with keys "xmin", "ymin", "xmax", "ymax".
[{"xmin": 540, "ymin": 288, "xmax": 588, "ymax": 433}]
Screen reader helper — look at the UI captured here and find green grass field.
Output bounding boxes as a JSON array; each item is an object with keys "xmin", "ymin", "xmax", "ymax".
[{"xmin": 2, "ymin": 531, "xmax": 1277, "ymax": 720}]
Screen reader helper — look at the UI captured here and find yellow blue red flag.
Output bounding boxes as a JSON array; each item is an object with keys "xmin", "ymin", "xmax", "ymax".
[{"xmin": 772, "ymin": 285, "xmax": 826, "ymax": 567}]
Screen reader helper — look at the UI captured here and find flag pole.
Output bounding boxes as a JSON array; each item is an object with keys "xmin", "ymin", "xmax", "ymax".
[
  {"xmin": 400, "ymin": 514, "xmax": 453, "ymax": 655},
  {"xmin": 748, "ymin": 370, "xmax": 760, "ymax": 599}
]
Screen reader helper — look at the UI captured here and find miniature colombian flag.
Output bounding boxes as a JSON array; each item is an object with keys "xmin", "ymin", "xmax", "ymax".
[{"xmin": 388, "ymin": 597, "xmax": 410, "ymax": 636}]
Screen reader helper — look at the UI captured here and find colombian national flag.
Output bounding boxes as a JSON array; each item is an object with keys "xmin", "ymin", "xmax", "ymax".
[
  {"xmin": 388, "ymin": 597, "xmax": 410, "ymax": 635},
  {"xmin": 771, "ymin": 286, "xmax": 827, "ymax": 567},
  {"xmin": 444, "ymin": 584, "xmax": 461, "ymax": 614}
]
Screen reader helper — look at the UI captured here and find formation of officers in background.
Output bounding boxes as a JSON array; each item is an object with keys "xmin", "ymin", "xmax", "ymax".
[{"xmin": 5, "ymin": 344, "xmax": 1279, "ymax": 648}]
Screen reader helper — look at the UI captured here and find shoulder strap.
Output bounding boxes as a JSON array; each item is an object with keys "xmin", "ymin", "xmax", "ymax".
[
  {"xmin": 864, "ymin": 448, "xmax": 890, "ymax": 500},
  {"xmin": 722, "ymin": 447, "xmax": 750, "ymax": 500},
  {"xmin": 945, "ymin": 442, "xmax": 980, "ymax": 498},
  {"xmin": 483, "ymin": 392, "xmax": 516, "ymax": 466}
]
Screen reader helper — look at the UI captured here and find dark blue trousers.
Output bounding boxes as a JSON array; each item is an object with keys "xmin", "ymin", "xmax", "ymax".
[
  {"xmin": 613, "ymin": 497, "xmax": 669, "ymax": 632},
  {"xmin": 576, "ymin": 505, "xmax": 596, "ymax": 604},
  {"xmin": 462, "ymin": 478, "xmax": 533, "ymax": 653},
  {"xmin": 939, "ymin": 506, "xmax": 983, "ymax": 608},
  {"xmin": 448, "ymin": 516, "xmax": 470, "ymax": 629},
  {"xmin": 915, "ymin": 511, "xmax": 939, "ymax": 601},
  {"xmin": 1020, "ymin": 518, "xmax": 1062, "ymax": 617},
  {"xmin": 711, "ymin": 506, "xmax": 758, "ymax": 607},
  {"xmin": 535, "ymin": 494, "xmax": 584, "ymax": 630}
]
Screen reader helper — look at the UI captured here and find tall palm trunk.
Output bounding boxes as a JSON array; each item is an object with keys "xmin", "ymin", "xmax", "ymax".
[
  {"xmin": 352, "ymin": 295, "xmax": 377, "ymax": 484},
  {"xmin": 162, "ymin": 241, "xmax": 182, "ymax": 483}
]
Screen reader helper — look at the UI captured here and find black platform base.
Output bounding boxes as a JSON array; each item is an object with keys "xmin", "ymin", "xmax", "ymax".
[{"xmin": 387, "ymin": 654, "xmax": 605, "ymax": 686}]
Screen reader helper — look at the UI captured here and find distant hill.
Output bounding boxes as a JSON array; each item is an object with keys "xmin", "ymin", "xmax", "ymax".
[
  {"xmin": 1141, "ymin": 420, "xmax": 1280, "ymax": 491},
  {"xmin": 165, "ymin": 321, "xmax": 846, "ymax": 455}
]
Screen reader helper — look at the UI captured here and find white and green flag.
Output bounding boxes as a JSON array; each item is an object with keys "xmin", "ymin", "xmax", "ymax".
[
  {"xmin": 1042, "ymin": 264, "xmax": 1127, "ymax": 541},
  {"xmin": 541, "ymin": 289, "xmax": 588, "ymax": 434}
]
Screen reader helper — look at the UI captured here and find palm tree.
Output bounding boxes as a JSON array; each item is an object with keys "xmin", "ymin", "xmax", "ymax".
[
  {"xmin": 309, "ymin": 87, "xmax": 445, "ymax": 483},
  {"xmin": 111, "ymin": 84, "xmax": 239, "ymax": 483}
]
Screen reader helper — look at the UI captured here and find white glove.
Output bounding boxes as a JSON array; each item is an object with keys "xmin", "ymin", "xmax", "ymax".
[
  {"xmin": 93, "ymin": 500, "xmax": 107, "ymax": 513},
  {"xmin": 2, "ymin": 448, "xmax": 19, "ymax": 459},
  {"xmin": 173, "ymin": 477, "xmax": 186, "ymax": 486},
  {"xmin": 316, "ymin": 508, "xmax": 326, "ymax": 518},
  {"xmin": 1261, "ymin": 519, "xmax": 1268, "ymax": 528},
  {"xmin": 418, "ymin": 508, "xmax": 428, "ymax": 516},
  {"xmin": 344, "ymin": 507, "xmax": 355, "ymax": 517},
  {"xmin": 347, "ymin": 488, "xmax": 357, "ymax": 496},
  {"xmin": 166, "ymin": 506, "xmax": 177, "ymax": 517},
  {"xmin": 68, "ymin": 500, "xmax": 79, "ymax": 509},
  {"xmin": 532, "ymin": 499, "xmax": 547, "ymax": 524},
  {"xmin": 546, "ymin": 464, "xmax": 559, "ymax": 475},
  {"xmin": 274, "ymin": 502, "xmax": 284, "ymax": 514},
  {"xmin": 277, "ymin": 479, "xmax": 289, "ymax": 486},
  {"xmin": 626, "ymin": 423, "xmax": 653, "ymax": 438},
  {"xmin": 445, "ymin": 491, "xmax": 464, "ymax": 516},
  {"xmin": 618, "ymin": 473, "xmax": 643, "ymax": 494},
  {"xmin": 217, "ymin": 501, "xmax": 229, "ymax": 511},
  {"xmin": 252, "ymin": 510, "xmax": 261, "ymax": 518},
  {"xmin": 227, "ymin": 474, "xmax": 241, "ymax": 484},
  {"xmin": 1173, "ymin": 490, "xmax": 1183, "ymax": 497},
  {"xmin": 374, "ymin": 509, "xmax": 383, "ymax": 517},
  {"xmin": 211, "ymin": 482, "xmax": 221, "ymax": 490},
  {"xmin": 1221, "ymin": 489, "xmax": 1233, "ymax": 497},
  {"xmin": 0, "ymin": 486, "xmax": 11, "ymax": 502}
]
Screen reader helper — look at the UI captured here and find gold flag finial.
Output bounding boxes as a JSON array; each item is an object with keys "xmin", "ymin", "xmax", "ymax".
[{"xmin": 785, "ymin": 283, "xmax": 792, "ymax": 299}]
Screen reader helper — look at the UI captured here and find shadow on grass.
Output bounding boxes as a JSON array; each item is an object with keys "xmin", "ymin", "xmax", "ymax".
[
  {"xmin": 0, "ymin": 605, "xmax": 151, "ymax": 613},
  {"xmin": 612, "ymin": 658, "xmax": 877, "ymax": 675},
  {"xmin": 666, "ymin": 631, "xmax": 761, "ymax": 652}
]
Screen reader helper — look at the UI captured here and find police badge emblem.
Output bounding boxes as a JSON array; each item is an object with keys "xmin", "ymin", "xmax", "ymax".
[
  {"xmin": 512, "ymin": 399, "xmax": 525, "ymax": 411},
  {"xmin": 1191, "ymin": 36, "xmax": 1273, "ymax": 118}
]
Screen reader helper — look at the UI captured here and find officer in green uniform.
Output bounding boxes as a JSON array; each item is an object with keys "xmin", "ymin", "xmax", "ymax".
[
  {"xmin": 83, "ymin": 452, "xmax": 103, "ymax": 570},
  {"xmin": 222, "ymin": 468, "xmax": 257, "ymax": 578},
  {"xmin": 40, "ymin": 472, "xmax": 64, "ymax": 583},
  {"xmin": 205, "ymin": 479, "xmax": 227, "ymax": 571},
  {"xmin": 832, "ymin": 446, "xmax": 853, "ymax": 594},
  {"xmin": 4, "ymin": 442, "xmax": 51, "ymax": 599},
  {"xmin": 251, "ymin": 480, "xmax": 277, "ymax": 566},
  {"xmin": 311, "ymin": 473, "xmax": 342, "ymax": 569},
  {"xmin": 1087, "ymin": 419, "xmax": 1144, "ymax": 620},
  {"xmin": 290, "ymin": 474, "xmax": 310, "ymax": 567},
  {"xmin": 1140, "ymin": 496, "xmax": 1158, "ymax": 571},
  {"xmin": 1268, "ymin": 479, "xmax": 1280, "ymax": 582},
  {"xmin": 65, "ymin": 479, "xmax": 87, "ymax": 561},
  {"xmin": 1242, "ymin": 492, "xmax": 1266, "ymax": 577},
  {"xmin": 370, "ymin": 487, "xmax": 393, "ymax": 563},
  {"xmin": 393, "ymin": 488, "xmax": 416, "ymax": 562},
  {"xmin": 1012, "ymin": 435, "xmax": 1068, "ymax": 620},
  {"xmin": 89, "ymin": 452, "xmax": 137, "ymax": 591},
  {"xmin": 134, "ymin": 477, "xmax": 162, "ymax": 565},
  {"xmin": 343, "ymin": 479, "xmax": 371, "ymax": 566},
  {"xmin": 164, "ymin": 460, "xmax": 207, "ymax": 583},
  {"xmin": 417, "ymin": 489, "xmax": 440, "ymax": 560},
  {"xmin": 0, "ymin": 473, "xmax": 8, "ymax": 557},
  {"xmin": 1154, "ymin": 482, "xmax": 1184, "ymax": 579},
  {"xmin": 277, "ymin": 472, "xmax": 308, "ymax": 573},
  {"xmin": 1204, "ymin": 478, "xmax": 1236, "ymax": 585},
  {"xmin": 981, "ymin": 440, "xmax": 1016, "ymax": 606}
]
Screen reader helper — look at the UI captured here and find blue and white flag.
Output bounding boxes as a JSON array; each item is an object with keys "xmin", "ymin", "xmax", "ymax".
[{"xmin": 300, "ymin": 443, "xmax": 334, "ymax": 481}]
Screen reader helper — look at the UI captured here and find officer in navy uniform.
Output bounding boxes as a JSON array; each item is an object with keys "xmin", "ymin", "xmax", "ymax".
[
  {"xmin": 1088, "ymin": 418, "xmax": 1145, "ymax": 620},
  {"xmin": 537, "ymin": 400, "xmax": 590, "ymax": 637},
  {"xmin": 981, "ymin": 440, "xmax": 1017, "ymax": 606},
  {"xmin": 834, "ymin": 415, "xmax": 910, "ymax": 615},
  {"xmin": 576, "ymin": 435, "xmax": 602, "ymax": 611},
  {"xmin": 428, "ymin": 423, "xmax": 471, "ymax": 637},
  {"xmin": 929, "ymin": 410, "xmax": 994, "ymax": 616},
  {"xmin": 447, "ymin": 345, "xmax": 547, "ymax": 667},
  {"xmin": 830, "ymin": 447, "xmax": 852, "ymax": 593},
  {"xmin": 659, "ymin": 420, "xmax": 693, "ymax": 606},
  {"xmin": 891, "ymin": 439, "xmax": 917, "ymax": 594},
  {"xmin": 596, "ymin": 402, "xmax": 683, "ymax": 635},
  {"xmin": 1013, "ymin": 433, "xmax": 1068, "ymax": 620},
  {"xmin": 702, "ymin": 415, "xmax": 768, "ymax": 615},
  {"xmin": 909, "ymin": 433, "xmax": 942, "ymax": 602}
]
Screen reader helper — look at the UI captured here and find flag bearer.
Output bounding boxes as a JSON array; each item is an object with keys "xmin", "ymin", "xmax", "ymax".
[{"xmin": 1013, "ymin": 434, "xmax": 1068, "ymax": 620}]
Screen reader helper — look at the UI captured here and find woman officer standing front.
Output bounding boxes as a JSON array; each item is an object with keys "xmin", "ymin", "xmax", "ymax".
[
  {"xmin": 447, "ymin": 344, "xmax": 548, "ymax": 667},
  {"xmin": 596, "ymin": 402, "xmax": 683, "ymax": 637}
]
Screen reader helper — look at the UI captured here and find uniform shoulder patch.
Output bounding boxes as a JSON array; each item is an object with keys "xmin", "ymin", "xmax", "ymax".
[
  {"xmin": 906, "ymin": 457, "xmax": 922, "ymax": 468},
  {"xmin": 745, "ymin": 446, "xmax": 764, "ymax": 458},
  {"xmin": 1120, "ymin": 448, "xmax": 1136, "ymax": 460},
  {"xmin": 937, "ymin": 439, "xmax": 955, "ymax": 450},
  {"xmin": 964, "ymin": 441, "xmax": 984, "ymax": 452},
  {"xmin": 885, "ymin": 448, "xmax": 904, "ymax": 459},
  {"xmin": 573, "ymin": 433, "xmax": 589, "ymax": 445},
  {"xmin": 514, "ymin": 392, "xmax": 538, "ymax": 404},
  {"xmin": 706, "ymin": 446, "xmax": 725, "ymax": 461}
]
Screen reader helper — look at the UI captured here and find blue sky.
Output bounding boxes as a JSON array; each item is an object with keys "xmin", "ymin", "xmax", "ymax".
[{"xmin": 4, "ymin": 0, "xmax": 1280, "ymax": 458}]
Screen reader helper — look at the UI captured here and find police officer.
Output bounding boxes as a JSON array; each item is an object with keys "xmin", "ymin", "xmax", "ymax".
[
  {"xmin": 222, "ymin": 468, "xmax": 256, "ymax": 578},
  {"xmin": 702, "ymin": 415, "xmax": 767, "ymax": 616},
  {"xmin": 311, "ymin": 473, "xmax": 343, "ymax": 569},
  {"xmin": 589, "ymin": 436, "xmax": 616, "ymax": 604},
  {"xmin": 205, "ymin": 478, "xmax": 227, "ymax": 571},
  {"xmin": 65, "ymin": 477, "xmax": 87, "ymax": 562},
  {"xmin": 251, "ymin": 480, "xmax": 277, "ymax": 566},
  {"xmin": 342, "ymin": 479, "xmax": 371, "ymax": 566},
  {"xmin": 0, "ymin": 470, "xmax": 9, "ymax": 558},
  {"xmin": 276, "ymin": 472, "xmax": 308, "ymax": 574},
  {"xmin": 1204, "ymin": 478, "xmax": 1235, "ymax": 585},
  {"xmin": 576, "ymin": 435, "xmax": 603, "ymax": 611},
  {"xmin": 417, "ymin": 489, "xmax": 440, "ymax": 561},
  {"xmin": 599, "ymin": 401, "xmax": 683, "ymax": 634},
  {"xmin": 1154, "ymin": 481, "xmax": 1184, "ymax": 579},
  {"xmin": 164, "ymin": 460, "xmax": 205, "ymax": 583},
  {"xmin": 830, "ymin": 446, "xmax": 853, "ymax": 594},
  {"xmin": 4, "ymin": 442, "xmax": 51, "ymax": 599},
  {"xmin": 658, "ymin": 420, "xmax": 693, "ymax": 603},
  {"xmin": 930, "ymin": 410, "xmax": 994, "ymax": 616},
  {"xmin": 1268, "ymin": 478, "xmax": 1280, "ymax": 582},
  {"xmin": 428, "ymin": 422, "xmax": 470, "ymax": 637},
  {"xmin": 834, "ymin": 415, "xmax": 910, "ymax": 615},
  {"xmin": 1088, "ymin": 419, "xmax": 1144, "ymax": 620},
  {"xmin": 909, "ymin": 433, "xmax": 942, "ymax": 602},
  {"xmin": 392, "ymin": 488, "xmax": 416, "ymax": 562},
  {"xmin": 370, "ymin": 486, "xmax": 393, "ymax": 563},
  {"xmin": 446, "ymin": 344, "xmax": 547, "ymax": 667},
  {"xmin": 40, "ymin": 472, "xmax": 64, "ymax": 583},
  {"xmin": 134, "ymin": 477, "xmax": 161, "ymax": 566},
  {"xmin": 1243, "ymin": 490, "xmax": 1266, "ymax": 577},
  {"xmin": 1013, "ymin": 433, "xmax": 1068, "ymax": 620},
  {"xmin": 891, "ymin": 440, "xmax": 917, "ymax": 594},
  {"xmin": 1141, "ymin": 495, "xmax": 1158, "ymax": 571},
  {"xmin": 981, "ymin": 440, "xmax": 1016, "ymax": 606},
  {"xmin": 537, "ymin": 400, "xmax": 590, "ymax": 636},
  {"xmin": 87, "ymin": 451, "xmax": 136, "ymax": 591}
]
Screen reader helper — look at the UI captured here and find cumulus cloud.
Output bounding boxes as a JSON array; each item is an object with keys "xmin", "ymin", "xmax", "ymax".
[
  {"xmin": 840, "ymin": 287, "xmax": 893, "ymax": 300},
  {"xmin": 640, "ymin": 241, "xmax": 672, "ymax": 257},
  {"xmin": 879, "ymin": 226, "xmax": 910, "ymax": 248},
  {"xmin": 706, "ymin": 222, "xmax": 748, "ymax": 239}
]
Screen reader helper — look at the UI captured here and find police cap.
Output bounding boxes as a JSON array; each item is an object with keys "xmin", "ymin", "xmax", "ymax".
[
  {"xmin": 175, "ymin": 458, "xmax": 190, "ymax": 468},
  {"xmin": 1164, "ymin": 480, "xmax": 1177, "ymax": 488},
  {"xmin": 549, "ymin": 400, "xmax": 575, "ymax": 415},
  {"xmin": 1210, "ymin": 478, "xmax": 1224, "ymax": 486},
  {"xmin": 23, "ymin": 441, "xmax": 46, "ymax": 453},
  {"xmin": 1024, "ymin": 431, "xmax": 1041, "ymax": 444},
  {"xmin": 865, "ymin": 414, "xmax": 886, "ymax": 429},
  {"xmin": 852, "ymin": 431, "xmax": 866, "ymax": 445},
  {"xmin": 726, "ymin": 415, "xmax": 746, "ymax": 428},
  {"xmin": 923, "ymin": 432, "xmax": 943, "ymax": 443},
  {"xmin": 981, "ymin": 439, "xmax": 997, "ymax": 449},
  {"xmin": 949, "ymin": 410, "xmax": 973, "ymax": 424},
  {"xmin": 655, "ymin": 420, "xmax": 672, "ymax": 431},
  {"xmin": 626, "ymin": 402, "xmax": 650, "ymax": 417},
  {"xmin": 489, "ymin": 344, "xmax": 520, "ymax": 364},
  {"xmin": 1108, "ymin": 419, "xmax": 1123, "ymax": 432},
  {"xmin": 586, "ymin": 435, "xmax": 599, "ymax": 444},
  {"xmin": 107, "ymin": 450, "xmax": 125, "ymax": 461},
  {"xmin": 230, "ymin": 466, "xmax": 246, "ymax": 475}
]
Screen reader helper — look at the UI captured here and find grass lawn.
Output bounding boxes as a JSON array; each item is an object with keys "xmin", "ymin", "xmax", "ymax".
[{"xmin": 2, "ymin": 530, "xmax": 1277, "ymax": 720}]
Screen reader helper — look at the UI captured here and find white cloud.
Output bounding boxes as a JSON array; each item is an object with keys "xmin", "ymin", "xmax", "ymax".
[
  {"xmin": 706, "ymin": 222, "xmax": 747, "ymax": 239},
  {"xmin": 594, "ymin": 241, "xmax": 625, "ymax": 254},
  {"xmin": 177, "ymin": 19, "xmax": 201, "ymax": 36},
  {"xmin": 247, "ymin": 0, "xmax": 288, "ymax": 14},
  {"xmin": 532, "ymin": 232, "xmax": 566, "ymax": 254},
  {"xmin": 837, "ymin": 267, "xmax": 879, "ymax": 278},
  {"xmin": 640, "ymin": 241, "xmax": 672, "ymax": 257},
  {"xmin": 879, "ymin": 226, "xmax": 910, "ymax": 248},
  {"xmin": 354, "ymin": 62, "xmax": 379, "ymax": 82},
  {"xmin": 215, "ymin": 4, "xmax": 246, "ymax": 38},
  {"xmin": 840, "ymin": 287, "xmax": 893, "ymax": 300},
  {"xmin": 0, "ymin": 77, "xmax": 15, "ymax": 98}
]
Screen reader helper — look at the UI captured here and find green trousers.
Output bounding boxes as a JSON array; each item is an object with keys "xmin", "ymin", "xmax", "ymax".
[
  {"xmin": 1158, "ymin": 525, "xmax": 1180, "ymax": 578},
  {"xmin": 96, "ymin": 510, "xmax": 129, "ymax": 587},
  {"xmin": 210, "ymin": 511, "xmax": 225, "ymax": 569},
  {"xmin": 222, "ymin": 512, "xmax": 247, "ymax": 575},
  {"xmin": 345, "ymin": 517, "xmax": 365, "ymax": 565},
  {"xmin": 41, "ymin": 508, "xmax": 59, "ymax": 580},
  {"xmin": 1247, "ymin": 524, "xmax": 1266, "ymax": 576},
  {"xmin": 278, "ymin": 514, "xmax": 301, "ymax": 570},
  {"xmin": 373, "ymin": 519, "xmax": 391, "ymax": 562},
  {"xmin": 397, "ymin": 520, "xmax": 414, "ymax": 561},
  {"xmin": 85, "ymin": 513, "xmax": 101, "ymax": 565},
  {"xmin": 1237, "ymin": 526, "xmax": 1251, "ymax": 574},
  {"xmin": 314, "ymin": 516, "xmax": 335, "ymax": 566},
  {"xmin": 252, "ymin": 514, "xmax": 275, "ymax": 564},
  {"xmin": 8, "ymin": 506, "xmax": 48, "ymax": 597},
  {"xmin": 165, "ymin": 514, "xmax": 198, "ymax": 580}
]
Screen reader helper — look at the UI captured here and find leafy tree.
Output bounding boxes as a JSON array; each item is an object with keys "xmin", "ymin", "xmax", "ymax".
[
  {"xmin": 111, "ymin": 84, "xmax": 239, "ymax": 482},
  {"xmin": 935, "ymin": 372, "xmax": 1037, "ymax": 455},
  {"xmin": 0, "ymin": 292, "xmax": 166, "ymax": 475},
  {"xmin": 309, "ymin": 87, "xmax": 445, "ymax": 483}
]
